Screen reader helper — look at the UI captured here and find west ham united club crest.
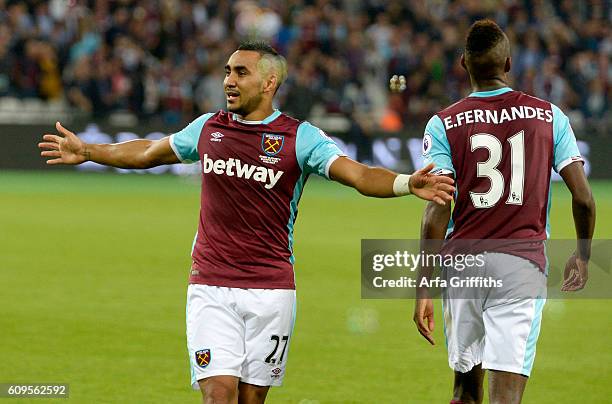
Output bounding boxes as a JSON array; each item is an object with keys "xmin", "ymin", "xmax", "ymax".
[
  {"xmin": 195, "ymin": 349, "xmax": 211, "ymax": 369},
  {"xmin": 261, "ymin": 133, "xmax": 284, "ymax": 156}
]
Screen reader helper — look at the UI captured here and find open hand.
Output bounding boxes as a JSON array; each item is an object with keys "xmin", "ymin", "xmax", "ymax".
[
  {"xmin": 409, "ymin": 163, "xmax": 455, "ymax": 206},
  {"xmin": 38, "ymin": 122, "xmax": 88, "ymax": 165}
]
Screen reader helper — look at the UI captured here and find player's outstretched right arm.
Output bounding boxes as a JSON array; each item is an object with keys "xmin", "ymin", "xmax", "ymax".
[{"xmin": 39, "ymin": 122, "xmax": 180, "ymax": 168}]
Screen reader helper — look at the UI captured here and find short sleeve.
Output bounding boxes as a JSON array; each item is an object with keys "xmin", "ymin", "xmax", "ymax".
[
  {"xmin": 422, "ymin": 115, "xmax": 455, "ymax": 175},
  {"xmin": 295, "ymin": 122, "xmax": 345, "ymax": 178},
  {"xmin": 551, "ymin": 104, "xmax": 583, "ymax": 173},
  {"xmin": 169, "ymin": 113, "xmax": 214, "ymax": 163}
]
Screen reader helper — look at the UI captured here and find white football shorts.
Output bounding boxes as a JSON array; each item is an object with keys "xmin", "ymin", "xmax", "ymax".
[
  {"xmin": 186, "ymin": 284, "xmax": 296, "ymax": 388},
  {"xmin": 442, "ymin": 252, "xmax": 547, "ymax": 377}
]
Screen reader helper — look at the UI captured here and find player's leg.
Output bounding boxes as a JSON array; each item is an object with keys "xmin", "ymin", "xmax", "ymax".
[
  {"xmin": 198, "ymin": 376, "xmax": 239, "ymax": 404},
  {"xmin": 442, "ymin": 263, "xmax": 487, "ymax": 404},
  {"xmin": 452, "ymin": 364, "xmax": 485, "ymax": 404},
  {"xmin": 238, "ymin": 288, "xmax": 296, "ymax": 396},
  {"xmin": 442, "ymin": 296, "xmax": 486, "ymax": 403},
  {"xmin": 481, "ymin": 253, "xmax": 546, "ymax": 404},
  {"xmin": 482, "ymin": 298, "xmax": 542, "ymax": 404},
  {"xmin": 186, "ymin": 285, "xmax": 247, "ymax": 403},
  {"xmin": 237, "ymin": 382, "xmax": 270, "ymax": 404},
  {"xmin": 488, "ymin": 370, "xmax": 527, "ymax": 404}
]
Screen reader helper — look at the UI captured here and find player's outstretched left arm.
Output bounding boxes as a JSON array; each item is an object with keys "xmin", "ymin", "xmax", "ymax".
[{"xmin": 329, "ymin": 157, "xmax": 454, "ymax": 205}]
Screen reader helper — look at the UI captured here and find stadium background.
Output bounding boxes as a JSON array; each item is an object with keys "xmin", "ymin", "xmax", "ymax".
[{"xmin": 1, "ymin": 0, "xmax": 610, "ymax": 402}]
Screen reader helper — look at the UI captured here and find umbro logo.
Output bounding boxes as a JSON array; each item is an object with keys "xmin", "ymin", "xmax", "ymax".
[{"xmin": 210, "ymin": 132, "xmax": 224, "ymax": 142}]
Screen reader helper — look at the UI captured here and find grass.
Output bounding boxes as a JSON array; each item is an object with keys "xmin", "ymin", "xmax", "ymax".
[{"xmin": 0, "ymin": 171, "xmax": 610, "ymax": 403}]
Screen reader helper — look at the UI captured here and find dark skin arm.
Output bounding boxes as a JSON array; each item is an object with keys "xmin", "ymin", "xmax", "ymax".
[
  {"xmin": 413, "ymin": 176, "xmax": 453, "ymax": 345},
  {"xmin": 559, "ymin": 161, "xmax": 596, "ymax": 291},
  {"xmin": 329, "ymin": 157, "xmax": 455, "ymax": 205}
]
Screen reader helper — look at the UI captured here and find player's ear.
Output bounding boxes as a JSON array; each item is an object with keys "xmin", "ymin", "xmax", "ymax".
[
  {"xmin": 263, "ymin": 74, "xmax": 277, "ymax": 94},
  {"xmin": 460, "ymin": 54, "xmax": 467, "ymax": 71},
  {"xmin": 505, "ymin": 57, "xmax": 511, "ymax": 73}
]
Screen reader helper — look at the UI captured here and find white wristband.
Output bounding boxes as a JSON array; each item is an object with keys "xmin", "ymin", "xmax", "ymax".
[{"xmin": 393, "ymin": 174, "xmax": 412, "ymax": 196}]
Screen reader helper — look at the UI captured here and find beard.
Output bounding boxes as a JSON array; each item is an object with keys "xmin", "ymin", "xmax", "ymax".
[{"xmin": 227, "ymin": 92, "xmax": 263, "ymax": 117}]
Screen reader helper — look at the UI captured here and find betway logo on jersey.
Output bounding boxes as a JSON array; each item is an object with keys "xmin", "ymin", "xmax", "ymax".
[{"xmin": 202, "ymin": 154, "xmax": 283, "ymax": 189}]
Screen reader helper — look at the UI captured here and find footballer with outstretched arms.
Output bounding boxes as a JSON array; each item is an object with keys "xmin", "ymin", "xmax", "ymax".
[
  {"xmin": 39, "ymin": 42, "xmax": 454, "ymax": 404},
  {"xmin": 413, "ymin": 20, "xmax": 595, "ymax": 404}
]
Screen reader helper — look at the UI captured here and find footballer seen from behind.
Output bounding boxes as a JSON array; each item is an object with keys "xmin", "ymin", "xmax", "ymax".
[
  {"xmin": 413, "ymin": 20, "xmax": 596, "ymax": 404},
  {"xmin": 39, "ymin": 42, "xmax": 454, "ymax": 404}
]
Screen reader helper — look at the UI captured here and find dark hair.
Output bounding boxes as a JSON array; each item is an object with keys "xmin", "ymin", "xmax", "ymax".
[
  {"xmin": 237, "ymin": 41, "xmax": 280, "ymax": 57},
  {"xmin": 465, "ymin": 19, "xmax": 506, "ymax": 56}
]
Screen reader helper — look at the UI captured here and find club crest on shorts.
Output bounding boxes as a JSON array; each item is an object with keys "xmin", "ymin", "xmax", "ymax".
[
  {"xmin": 195, "ymin": 349, "xmax": 211, "ymax": 369},
  {"xmin": 261, "ymin": 133, "xmax": 284, "ymax": 156}
]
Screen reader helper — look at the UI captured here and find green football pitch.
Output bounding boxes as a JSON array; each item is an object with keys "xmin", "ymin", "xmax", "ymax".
[{"xmin": 1, "ymin": 171, "xmax": 610, "ymax": 403}]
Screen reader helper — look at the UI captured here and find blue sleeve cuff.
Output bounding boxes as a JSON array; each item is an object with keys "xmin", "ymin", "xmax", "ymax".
[
  {"xmin": 551, "ymin": 104, "xmax": 582, "ymax": 173},
  {"xmin": 170, "ymin": 113, "xmax": 214, "ymax": 163}
]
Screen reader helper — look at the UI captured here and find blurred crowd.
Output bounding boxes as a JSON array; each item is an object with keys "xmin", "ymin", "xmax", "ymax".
[{"xmin": 0, "ymin": 0, "xmax": 609, "ymax": 137}]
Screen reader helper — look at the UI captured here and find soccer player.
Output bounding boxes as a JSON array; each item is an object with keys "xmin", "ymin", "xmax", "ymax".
[
  {"xmin": 413, "ymin": 20, "xmax": 595, "ymax": 404},
  {"xmin": 39, "ymin": 42, "xmax": 454, "ymax": 404}
]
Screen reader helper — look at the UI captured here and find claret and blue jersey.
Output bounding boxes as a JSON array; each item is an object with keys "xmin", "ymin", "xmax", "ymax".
[
  {"xmin": 169, "ymin": 109, "xmax": 344, "ymax": 289},
  {"xmin": 422, "ymin": 87, "xmax": 583, "ymax": 270}
]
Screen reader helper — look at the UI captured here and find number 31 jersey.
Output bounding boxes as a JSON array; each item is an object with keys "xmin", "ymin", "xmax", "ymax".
[{"xmin": 423, "ymin": 87, "xmax": 582, "ymax": 269}]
